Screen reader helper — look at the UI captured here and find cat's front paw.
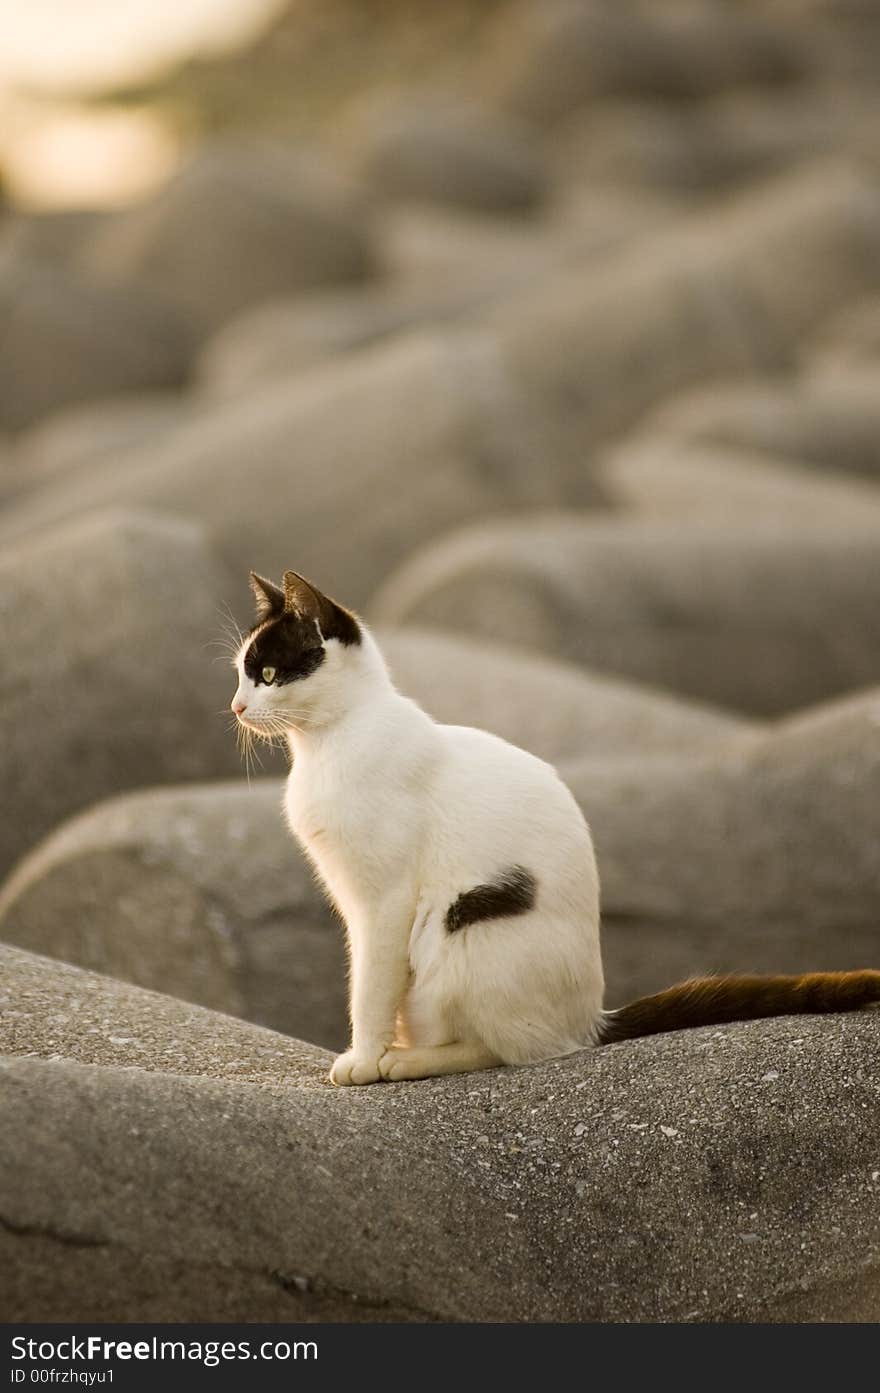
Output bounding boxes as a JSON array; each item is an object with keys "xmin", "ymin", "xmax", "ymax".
[
  {"xmin": 329, "ymin": 1049, "xmax": 384, "ymax": 1087},
  {"xmin": 377, "ymin": 1047, "xmax": 410, "ymax": 1081}
]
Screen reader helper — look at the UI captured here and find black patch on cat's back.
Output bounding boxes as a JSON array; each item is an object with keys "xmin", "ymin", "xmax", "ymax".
[{"xmin": 445, "ymin": 865, "xmax": 537, "ymax": 934}]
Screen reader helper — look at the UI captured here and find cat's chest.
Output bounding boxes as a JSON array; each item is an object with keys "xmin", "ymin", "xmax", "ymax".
[
  {"xmin": 284, "ymin": 747, "xmax": 423, "ymax": 894},
  {"xmin": 284, "ymin": 760, "xmax": 392, "ymax": 922},
  {"xmin": 285, "ymin": 761, "xmax": 351, "ymax": 846}
]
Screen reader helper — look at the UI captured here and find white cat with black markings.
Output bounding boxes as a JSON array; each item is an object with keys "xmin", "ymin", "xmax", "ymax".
[{"xmin": 231, "ymin": 570, "xmax": 880, "ymax": 1086}]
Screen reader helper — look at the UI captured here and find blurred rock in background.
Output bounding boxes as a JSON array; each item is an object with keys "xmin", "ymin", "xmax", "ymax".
[{"xmin": 2, "ymin": 0, "xmax": 880, "ymax": 1325}]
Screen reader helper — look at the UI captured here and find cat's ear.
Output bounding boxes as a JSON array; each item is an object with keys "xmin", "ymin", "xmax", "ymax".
[
  {"xmin": 249, "ymin": 571, "xmax": 285, "ymax": 621},
  {"xmin": 283, "ymin": 569, "xmax": 323, "ymax": 617},
  {"xmin": 282, "ymin": 570, "xmax": 361, "ymax": 647}
]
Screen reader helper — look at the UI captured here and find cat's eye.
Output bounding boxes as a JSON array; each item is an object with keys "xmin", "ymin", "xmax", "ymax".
[{"xmin": 261, "ymin": 666, "xmax": 276, "ymax": 685}]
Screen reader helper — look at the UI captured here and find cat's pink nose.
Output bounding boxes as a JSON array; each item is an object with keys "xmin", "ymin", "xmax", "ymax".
[{"xmin": 232, "ymin": 700, "xmax": 247, "ymax": 716}]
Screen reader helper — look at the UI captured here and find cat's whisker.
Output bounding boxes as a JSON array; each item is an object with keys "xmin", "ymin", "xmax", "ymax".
[
  {"xmin": 205, "ymin": 639, "xmax": 242, "ymax": 665},
  {"xmin": 236, "ymin": 721, "xmax": 256, "ymax": 787},
  {"xmin": 216, "ymin": 599, "xmax": 243, "ymax": 637},
  {"xmin": 241, "ymin": 717, "xmax": 272, "ymax": 778},
  {"xmin": 212, "ymin": 606, "xmax": 248, "ymax": 671},
  {"xmin": 215, "ymin": 603, "xmax": 244, "ymax": 650}
]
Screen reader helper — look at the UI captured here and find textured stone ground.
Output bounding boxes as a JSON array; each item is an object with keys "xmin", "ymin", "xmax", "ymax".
[{"xmin": 3, "ymin": 946, "xmax": 880, "ymax": 1323}]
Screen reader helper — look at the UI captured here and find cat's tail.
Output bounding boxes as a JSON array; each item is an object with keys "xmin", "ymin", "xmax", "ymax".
[{"xmin": 596, "ymin": 970, "xmax": 880, "ymax": 1045}]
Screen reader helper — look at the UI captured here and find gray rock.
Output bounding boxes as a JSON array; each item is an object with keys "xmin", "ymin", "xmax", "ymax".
[
  {"xmin": 195, "ymin": 191, "xmax": 663, "ymax": 399},
  {"xmin": 372, "ymin": 515, "xmax": 880, "ymax": 715},
  {"xmin": 1, "ymin": 1230, "xmax": 425, "ymax": 1323},
  {"xmin": 600, "ymin": 436, "xmax": 880, "ymax": 526},
  {"xmin": 554, "ymin": 90, "xmax": 846, "ymax": 195},
  {"xmin": 380, "ymin": 626, "xmax": 756, "ymax": 765},
  {"xmin": 4, "ymin": 165, "xmax": 879, "ymax": 606},
  {"xmin": 3, "ymin": 944, "xmax": 880, "ymax": 1322},
  {"xmin": 350, "ymin": 99, "xmax": 547, "ymax": 214},
  {"xmin": 377, "ymin": 202, "xmax": 557, "ymax": 287},
  {"xmin": 9, "ymin": 392, "xmax": 188, "ymax": 498},
  {"xmin": 0, "ymin": 330, "xmax": 590, "ymax": 611},
  {"xmin": 0, "ymin": 435, "xmax": 15, "ymax": 502},
  {"xmin": 787, "ymin": 0, "xmax": 880, "ymax": 85},
  {"xmin": 196, "ymin": 187, "xmax": 660, "ymax": 396},
  {"xmin": 0, "ymin": 782, "xmax": 346, "ymax": 1049},
  {"xmin": 486, "ymin": 163, "xmax": 880, "ymax": 443},
  {"xmin": 567, "ymin": 688, "xmax": 880, "ymax": 1006},
  {"xmin": 196, "ymin": 283, "xmax": 500, "ymax": 397},
  {"xmin": 645, "ymin": 371, "xmax": 880, "ymax": 481},
  {"xmin": 809, "ymin": 295, "xmax": 880, "ymax": 376},
  {"xmin": 379, "ymin": 187, "xmax": 673, "ymax": 290},
  {"xmin": 1, "ymin": 161, "xmax": 874, "ymax": 604},
  {"xmin": 0, "ymin": 508, "xmax": 251, "ymax": 879},
  {"xmin": 79, "ymin": 145, "xmax": 376, "ymax": 334},
  {"xmin": 195, "ymin": 188, "xmax": 678, "ymax": 398},
  {"xmin": 0, "ymin": 252, "xmax": 193, "ymax": 432},
  {"xmin": 488, "ymin": 0, "xmax": 810, "ymax": 123},
  {"xmin": 0, "ymin": 208, "xmax": 110, "ymax": 265}
]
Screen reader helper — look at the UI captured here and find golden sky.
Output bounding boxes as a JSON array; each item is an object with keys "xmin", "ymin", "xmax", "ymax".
[
  {"xmin": 0, "ymin": 0, "xmax": 286, "ymax": 207},
  {"xmin": 0, "ymin": 0, "xmax": 285, "ymax": 93}
]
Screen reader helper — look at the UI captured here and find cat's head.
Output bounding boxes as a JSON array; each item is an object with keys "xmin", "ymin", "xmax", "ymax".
[{"xmin": 231, "ymin": 570, "xmax": 362, "ymax": 736}]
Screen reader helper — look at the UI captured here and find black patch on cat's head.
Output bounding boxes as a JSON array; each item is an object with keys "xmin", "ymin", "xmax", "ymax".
[
  {"xmin": 281, "ymin": 571, "xmax": 361, "ymax": 647},
  {"xmin": 243, "ymin": 569, "xmax": 361, "ymax": 685},
  {"xmin": 244, "ymin": 610, "xmax": 326, "ymax": 686}
]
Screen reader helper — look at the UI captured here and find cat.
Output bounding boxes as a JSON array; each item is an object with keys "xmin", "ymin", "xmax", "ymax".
[{"xmin": 231, "ymin": 569, "xmax": 880, "ymax": 1086}]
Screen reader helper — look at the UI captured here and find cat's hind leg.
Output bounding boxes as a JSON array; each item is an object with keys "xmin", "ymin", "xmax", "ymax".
[{"xmin": 378, "ymin": 1040, "xmax": 500, "ymax": 1081}]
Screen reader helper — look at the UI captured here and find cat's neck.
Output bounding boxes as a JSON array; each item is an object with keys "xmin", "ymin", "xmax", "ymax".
[{"xmin": 284, "ymin": 626, "xmax": 400, "ymax": 759}]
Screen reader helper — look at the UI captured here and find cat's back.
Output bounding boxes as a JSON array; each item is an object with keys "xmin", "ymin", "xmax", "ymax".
[
  {"xmin": 430, "ymin": 720, "xmax": 590, "ymax": 850},
  {"xmin": 436, "ymin": 720, "xmax": 574, "ymax": 797}
]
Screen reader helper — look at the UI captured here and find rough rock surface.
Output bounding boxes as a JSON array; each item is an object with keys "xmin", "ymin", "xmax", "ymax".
[
  {"xmin": 3, "ymin": 166, "xmax": 880, "ymax": 608},
  {"xmin": 373, "ymin": 515, "xmax": 880, "ymax": 715},
  {"xmin": 379, "ymin": 626, "xmax": 756, "ymax": 764},
  {"xmin": 489, "ymin": 1, "xmax": 808, "ymax": 122},
  {"xmin": 80, "ymin": 145, "xmax": 376, "ymax": 334},
  {"xmin": 554, "ymin": 91, "xmax": 847, "ymax": 195},
  {"xmin": 644, "ymin": 371, "xmax": 880, "ymax": 481},
  {"xmin": 809, "ymin": 294, "xmax": 880, "ymax": 376},
  {"xmin": 0, "ymin": 436, "xmax": 15, "ymax": 503},
  {"xmin": 350, "ymin": 100, "xmax": 547, "ymax": 213},
  {"xmin": 195, "ymin": 283, "xmax": 499, "ymax": 396},
  {"xmin": 3, "ymin": 946, "xmax": 880, "ymax": 1323},
  {"xmin": 567, "ymin": 688, "xmax": 880, "ymax": 1005},
  {"xmin": 0, "ymin": 253, "xmax": 193, "ymax": 431},
  {"xmin": 0, "ymin": 331, "xmax": 582, "ymax": 610},
  {"xmin": 376, "ymin": 187, "xmax": 672, "ymax": 290},
  {"xmin": 192, "ymin": 185, "xmax": 672, "ymax": 399},
  {"xmin": 0, "ymin": 782, "xmax": 346, "ymax": 1048},
  {"xmin": 9, "ymin": 393, "xmax": 188, "ymax": 497},
  {"xmin": 599, "ymin": 438, "xmax": 880, "ymax": 526},
  {"xmin": 485, "ymin": 164, "xmax": 880, "ymax": 446},
  {"xmin": 0, "ymin": 509, "xmax": 247, "ymax": 879},
  {"xmin": 0, "ymin": 208, "xmax": 110, "ymax": 266}
]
